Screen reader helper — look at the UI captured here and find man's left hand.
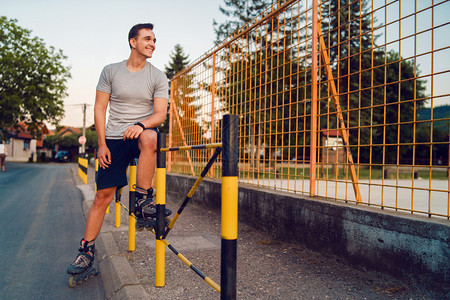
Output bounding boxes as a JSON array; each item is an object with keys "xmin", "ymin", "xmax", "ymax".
[{"xmin": 123, "ymin": 124, "xmax": 144, "ymax": 140}]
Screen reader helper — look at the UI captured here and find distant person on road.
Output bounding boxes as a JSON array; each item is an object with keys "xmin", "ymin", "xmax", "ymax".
[
  {"xmin": 0, "ymin": 141, "xmax": 7, "ymax": 172},
  {"xmin": 67, "ymin": 23, "xmax": 171, "ymax": 276}
]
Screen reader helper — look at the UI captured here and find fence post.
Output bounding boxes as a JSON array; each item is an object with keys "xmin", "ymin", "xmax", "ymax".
[
  {"xmin": 168, "ymin": 80, "xmax": 174, "ymax": 173},
  {"xmin": 128, "ymin": 158, "xmax": 137, "ymax": 252},
  {"xmin": 221, "ymin": 114, "xmax": 239, "ymax": 300},
  {"xmin": 310, "ymin": 0, "xmax": 318, "ymax": 196},
  {"xmin": 155, "ymin": 133, "xmax": 167, "ymax": 287},
  {"xmin": 211, "ymin": 52, "xmax": 216, "ymax": 178}
]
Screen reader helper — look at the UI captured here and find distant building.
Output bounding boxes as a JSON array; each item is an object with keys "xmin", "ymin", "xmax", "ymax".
[
  {"xmin": 56, "ymin": 126, "xmax": 81, "ymax": 137},
  {"xmin": 5, "ymin": 122, "xmax": 49, "ymax": 162},
  {"xmin": 320, "ymin": 129, "xmax": 347, "ymax": 164}
]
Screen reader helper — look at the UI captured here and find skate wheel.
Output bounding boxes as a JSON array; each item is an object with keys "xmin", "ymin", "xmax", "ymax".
[
  {"xmin": 136, "ymin": 225, "xmax": 144, "ymax": 232},
  {"xmin": 145, "ymin": 225, "xmax": 154, "ymax": 231},
  {"xmin": 69, "ymin": 276, "xmax": 76, "ymax": 288}
]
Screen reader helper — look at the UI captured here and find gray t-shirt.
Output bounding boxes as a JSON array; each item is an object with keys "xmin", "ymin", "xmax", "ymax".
[{"xmin": 96, "ymin": 60, "xmax": 169, "ymax": 139}]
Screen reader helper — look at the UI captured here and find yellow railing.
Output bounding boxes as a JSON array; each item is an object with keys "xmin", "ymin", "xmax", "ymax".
[{"xmin": 168, "ymin": 0, "xmax": 450, "ymax": 219}]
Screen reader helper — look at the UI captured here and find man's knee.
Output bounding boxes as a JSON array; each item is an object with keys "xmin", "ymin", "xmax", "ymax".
[
  {"xmin": 138, "ymin": 130, "xmax": 157, "ymax": 151},
  {"xmin": 93, "ymin": 188, "xmax": 115, "ymax": 208}
]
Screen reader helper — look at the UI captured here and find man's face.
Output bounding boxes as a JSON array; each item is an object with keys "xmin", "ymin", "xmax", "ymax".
[{"xmin": 132, "ymin": 28, "xmax": 156, "ymax": 58}]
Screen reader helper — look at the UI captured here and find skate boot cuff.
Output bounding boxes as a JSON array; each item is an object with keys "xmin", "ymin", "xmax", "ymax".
[
  {"xmin": 134, "ymin": 185, "xmax": 148, "ymax": 195},
  {"xmin": 79, "ymin": 238, "xmax": 96, "ymax": 256},
  {"xmin": 135, "ymin": 186, "xmax": 157, "ymax": 218}
]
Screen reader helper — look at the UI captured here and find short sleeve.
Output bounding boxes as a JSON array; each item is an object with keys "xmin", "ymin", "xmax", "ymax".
[
  {"xmin": 154, "ymin": 71, "xmax": 169, "ymax": 100},
  {"xmin": 96, "ymin": 65, "xmax": 112, "ymax": 94}
]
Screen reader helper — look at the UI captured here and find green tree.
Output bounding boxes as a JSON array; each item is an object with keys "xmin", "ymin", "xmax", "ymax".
[
  {"xmin": 85, "ymin": 130, "xmax": 98, "ymax": 149},
  {"xmin": 214, "ymin": 0, "xmax": 309, "ymax": 164},
  {"xmin": 160, "ymin": 44, "xmax": 191, "ymax": 134},
  {"xmin": 44, "ymin": 130, "xmax": 97, "ymax": 153},
  {"xmin": 165, "ymin": 44, "xmax": 190, "ymax": 80},
  {"xmin": 43, "ymin": 134, "xmax": 60, "ymax": 150},
  {"xmin": 214, "ymin": 0, "xmax": 428, "ymax": 166},
  {"xmin": 0, "ymin": 17, "xmax": 71, "ymax": 139},
  {"xmin": 164, "ymin": 44, "xmax": 207, "ymax": 146},
  {"xmin": 213, "ymin": 0, "xmax": 272, "ymax": 44},
  {"xmin": 319, "ymin": 0, "xmax": 426, "ymax": 164}
]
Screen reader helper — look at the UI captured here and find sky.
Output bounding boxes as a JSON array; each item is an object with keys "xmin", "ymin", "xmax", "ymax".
[
  {"xmin": 1, "ymin": 0, "xmax": 227, "ymax": 128},
  {"xmin": 1, "ymin": 0, "xmax": 448, "ymax": 129}
]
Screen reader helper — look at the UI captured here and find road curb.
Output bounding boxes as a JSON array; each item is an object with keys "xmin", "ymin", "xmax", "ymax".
[{"xmin": 76, "ymin": 184, "xmax": 149, "ymax": 300}]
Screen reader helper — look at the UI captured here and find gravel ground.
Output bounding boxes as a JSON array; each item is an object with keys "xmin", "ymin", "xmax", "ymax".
[{"xmin": 85, "ymin": 165, "xmax": 446, "ymax": 299}]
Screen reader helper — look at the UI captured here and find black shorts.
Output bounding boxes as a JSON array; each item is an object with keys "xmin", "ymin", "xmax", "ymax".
[{"xmin": 96, "ymin": 128, "xmax": 158, "ymax": 191}]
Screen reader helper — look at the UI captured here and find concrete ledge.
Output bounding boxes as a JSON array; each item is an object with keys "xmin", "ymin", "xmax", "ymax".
[
  {"xmin": 77, "ymin": 184, "xmax": 95, "ymax": 201},
  {"xmin": 166, "ymin": 173, "xmax": 450, "ymax": 287},
  {"xmin": 109, "ymin": 285, "xmax": 149, "ymax": 300},
  {"xmin": 99, "ymin": 255, "xmax": 141, "ymax": 299},
  {"xmin": 96, "ymin": 231, "xmax": 120, "ymax": 262}
]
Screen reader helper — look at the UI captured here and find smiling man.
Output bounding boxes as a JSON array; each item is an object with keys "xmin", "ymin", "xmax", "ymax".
[{"xmin": 67, "ymin": 23, "xmax": 171, "ymax": 278}]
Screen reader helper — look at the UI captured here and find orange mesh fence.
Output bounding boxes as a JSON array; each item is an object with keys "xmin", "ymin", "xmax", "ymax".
[{"xmin": 168, "ymin": 0, "xmax": 449, "ymax": 219}]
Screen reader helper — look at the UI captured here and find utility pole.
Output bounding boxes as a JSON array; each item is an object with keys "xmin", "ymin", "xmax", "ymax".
[{"xmin": 82, "ymin": 103, "xmax": 86, "ymax": 154}]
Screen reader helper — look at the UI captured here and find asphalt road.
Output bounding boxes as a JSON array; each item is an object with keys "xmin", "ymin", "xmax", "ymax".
[{"xmin": 0, "ymin": 162, "xmax": 105, "ymax": 300}]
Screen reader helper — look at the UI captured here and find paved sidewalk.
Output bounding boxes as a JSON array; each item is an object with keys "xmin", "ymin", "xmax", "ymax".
[{"xmin": 75, "ymin": 164, "xmax": 446, "ymax": 299}]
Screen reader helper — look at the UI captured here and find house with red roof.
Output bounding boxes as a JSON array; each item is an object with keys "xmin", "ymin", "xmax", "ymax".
[
  {"xmin": 56, "ymin": 126, "xmax": 81, "ymax": 137},
  {"xmin": 5, "ymin": 122, "xmax": 50, "ymax": 162}
]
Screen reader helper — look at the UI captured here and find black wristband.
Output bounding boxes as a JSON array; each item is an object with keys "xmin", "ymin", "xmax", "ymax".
[{"xmin": 134, "ymin": 122, "xmax": 145, "ymax": 130}]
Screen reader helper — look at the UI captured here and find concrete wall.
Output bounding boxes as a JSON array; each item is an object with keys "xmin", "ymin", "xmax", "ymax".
[{"xmin": 166, "ymin": 173, "xmax": 450, "ymax": 287}]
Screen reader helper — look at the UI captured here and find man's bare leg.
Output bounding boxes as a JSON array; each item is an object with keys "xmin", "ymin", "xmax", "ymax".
[
  {"xmin": 67, "ymin": 186, "xmax": 116, "ymax": 276},
  {"xmin": 136, "ymin": 130, "xmax": 157, "ymax": 189},
  {"xmin": 84, "ymin": 186, "xmax": 116, "ymax": 241}
]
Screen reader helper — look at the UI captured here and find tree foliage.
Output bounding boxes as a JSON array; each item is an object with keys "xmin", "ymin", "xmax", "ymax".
[
  {"xmin": 163, "ymin": 44, "xmax": 205, "ymax": 141},
  {"xmin": 213, "ymin": 0, "xmax": 271, "ymax": 44},
  {"xmin": 214, "ymin": 0, "xmax": 431, "ymax": 165},
  {"xmin": 161, "ymin": 44, "xmax": 191, "ymax": 134},
  {"xmin": 165, "ymin": 44, "xmax": 190, "ymax": 80},
  {"xmin": 0, "ymin": 17, "xmax": 71, "ymax": 139},
  {"xmin": 214, "ymin": 0, "xmax": 308, "ymax": 163},
  {"xmin": 43, "ymin": 130, "xmax": 98, "ymax": 150},
  {"xmin": 319, "ymin": 0, "xmax": 427, "ymax": 164}
]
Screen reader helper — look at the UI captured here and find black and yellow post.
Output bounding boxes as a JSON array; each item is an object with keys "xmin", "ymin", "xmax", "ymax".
[
  {"xmin": 221, "ymin": 114, "xmax": 239, "ymax": 300},
  {"xmin": 128, "ymin": 159, "xmax": 138, "ymax": 252},
  {"xmin": 155, "ymin": 133, "xmax": 167, "ymax": 287},
  {"xmin": 78, "ymin": 154, "xmax": 88, "ymax": 184},
  {"xmin": 94, "ymin": 152, "xmax": 98, "ymax": 193},
  {"xmin": 114, "ymin": 187, "xmax": 123, "ymax": 228}
]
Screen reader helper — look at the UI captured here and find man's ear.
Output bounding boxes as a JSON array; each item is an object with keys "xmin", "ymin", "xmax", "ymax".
[{"xmin": 129, "ymin": 38, "xmax": 136, "ymax": 49}]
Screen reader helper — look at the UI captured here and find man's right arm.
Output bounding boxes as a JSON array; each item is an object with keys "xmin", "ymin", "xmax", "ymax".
[{"xmin": 95, "ymin": 90, "xmax": 111, "ymax": 169}]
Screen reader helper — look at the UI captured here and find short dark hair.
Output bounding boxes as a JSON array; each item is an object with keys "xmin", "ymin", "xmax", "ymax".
[{"xmin": 128, "ymin": 23, "xmax": 154, "ymax": 49}]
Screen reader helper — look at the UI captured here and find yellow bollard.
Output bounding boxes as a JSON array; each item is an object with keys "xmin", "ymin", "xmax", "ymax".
[
  {"xmin": 115, "ymin": 188, "xmax": 122, "ymax": 228},
  {"xmin": 78, "ymin": 155, "xmax": 88, "ymax": 184},
  {"xmin": 155, "ymin": 168, "xmax": 166, "ymax": 287},
  {"xmin": 155, "ymin": 133, "xmax": 167, "ymax": 287},
  {"xmin": 115, "ymin": 202, "xmax": 120, "ymax": 227},
  {"xmin": 128, "ymin": 159, "xmax": 137, "ymax": 252},
  {"xmin": 95, "ymin": 157, "xmax": 98, "ymax": 193}
]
